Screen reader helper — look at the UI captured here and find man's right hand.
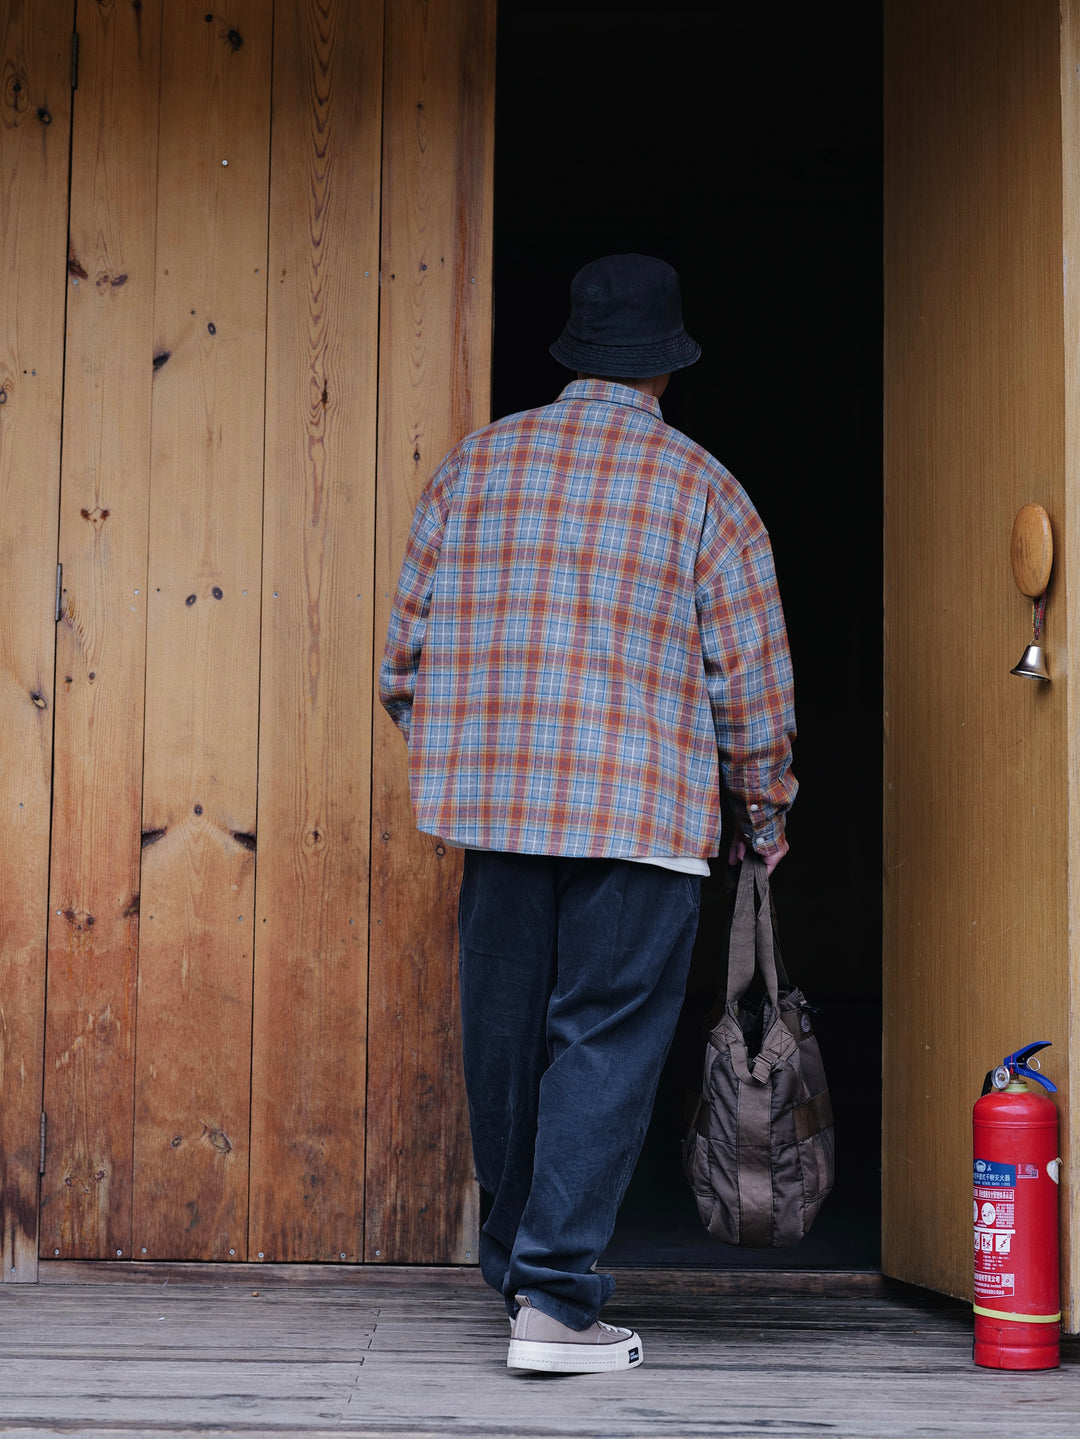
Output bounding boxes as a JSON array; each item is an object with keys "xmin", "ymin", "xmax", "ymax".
[{"xmin": 727, "ymin": 835, "xmax": 786, "ymax": 877}]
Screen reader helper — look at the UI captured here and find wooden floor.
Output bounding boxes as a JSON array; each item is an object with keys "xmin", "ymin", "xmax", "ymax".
[{"xmin": 1, "ymin": 1266, "xmax": 1078, "ymax": 1437}]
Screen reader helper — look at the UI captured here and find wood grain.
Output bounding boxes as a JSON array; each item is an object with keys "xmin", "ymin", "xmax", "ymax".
[
  {"xmin": 37, "ymin": 1256, "xmax": 884, "ymax": 1295},
  {"xmin": 884, "ymin": 0, "xmax": 1071, "ymax": 1310},
  {"xmin": 0, "ymin": 0, "xmax": 73, "ymax": 1282},
  {"xmin": 247, "ymin": 0, "xmax": 383, "ymax": 1262},
  {"xmin": 367, "ymin": 0, "xmax": 495, "ymax": 1264},
  {"xmin": 1058, "ymin": 0, "xmax": 1080, "ymax": 1334},
  {"xmin": 130, "ymin": 0, "xmax": 271, "ymax": 1262},
  {"xmin": 1, "ymin": 1280, "xmax": 1079, "ymax": 1433},
  {"xmin": 40, "ymin": 0, "xmax": 162, "ymax": 1262}
]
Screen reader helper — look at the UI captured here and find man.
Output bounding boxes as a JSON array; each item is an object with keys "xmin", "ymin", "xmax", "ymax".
[{"xmin": 380, "ymin": 254, "xmax": 796, "ymax": 1374}]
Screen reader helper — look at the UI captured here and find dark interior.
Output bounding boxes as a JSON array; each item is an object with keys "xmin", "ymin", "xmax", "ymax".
[{"xmin": 493, "ymin": 0, "xmax": 883, "ymax": 1269}]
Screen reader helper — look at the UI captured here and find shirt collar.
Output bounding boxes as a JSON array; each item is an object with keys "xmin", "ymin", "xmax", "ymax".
[{"xmin": 558, "ymin": 378, "xmax": 662, "ymax": 418}]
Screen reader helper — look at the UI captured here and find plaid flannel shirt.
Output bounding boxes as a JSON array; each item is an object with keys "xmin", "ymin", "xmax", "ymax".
[{"xmin": 380, "ymin": 380, "xmax": 796, "ymax": 860}]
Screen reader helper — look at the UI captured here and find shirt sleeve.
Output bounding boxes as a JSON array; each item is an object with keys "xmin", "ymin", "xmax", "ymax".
[
  {"xmin": 378, "ymin": 454, "xmax": 455, "ymax": 741},
  {"xmin": 695, "ymin": 481, "xmax": 798, "ymax": 858}
]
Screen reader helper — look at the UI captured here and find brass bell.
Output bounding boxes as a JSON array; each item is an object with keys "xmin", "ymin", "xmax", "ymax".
[{"xmin": 1010, "ymin": 642, "xmax": 1050, "ymax": 682}]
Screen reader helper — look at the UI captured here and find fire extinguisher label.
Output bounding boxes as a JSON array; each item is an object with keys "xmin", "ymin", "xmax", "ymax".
[
  {"xmin": 974, "ymin": 1158, "xmax": 1017, "ymax": 1299},
  {"xmin": 974, "ymin": 1160, "xmax": 1016, "ymax": 1188}
]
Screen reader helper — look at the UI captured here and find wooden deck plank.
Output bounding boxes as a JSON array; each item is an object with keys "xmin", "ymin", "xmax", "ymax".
[
  {"xmin": 34, "ymin": 1258, "xmax": 888, "ymax": 1303},
  {"xmin": 0, "ymin": 1280, "xmax": 1076, "ymax": 1437}
]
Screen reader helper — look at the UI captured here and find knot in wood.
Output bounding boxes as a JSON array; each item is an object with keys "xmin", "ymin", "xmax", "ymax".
[
  {"xmin": 4, "ymin": 67, "xmax": 29, "ymax": 115},
  {"xmin": 203, "ymin": 1125, "xmax": 233, "ymax": 1155}
]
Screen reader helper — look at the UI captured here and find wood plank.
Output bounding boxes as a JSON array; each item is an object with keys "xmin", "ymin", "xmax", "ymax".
[
  {"xmin": 0, "ymin": 1281, "xmax": 1077, "ymax": 1436},
  {"xmin": 35, "ymin": 1257, "xmax": 884, "ymax": 1295},
  {"xmin": 247, "ymin": 0, "xmax": 383, "ymax": 1264},
  {"xmin": 883, "ymin": 0, "xmax": 1071, "ymax": 1306},
  {"xmin": 39, "ymin": 0, "xmax": 162, "ymax": 1262},
  {"xmin": 0, "ymin": 0, "xmax": 74, "ymax": 1283},
  {"xmin": 367, "ymin": 0, "xmax": 495, "ymax": 1267},
  {"xmin": 130, "ymin": 0, "xmax": 272, "ymax": 1262},
  {"xmin": 1060, "ymin": 0, "xmax": 1080, "ymax": 1334},
  {"xmin": 39, "ymin": 1257, "xmax": 486, "ymax": 1288}
]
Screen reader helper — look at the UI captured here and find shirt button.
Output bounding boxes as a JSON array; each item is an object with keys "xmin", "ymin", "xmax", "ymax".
[{"xmin": 749, "ymin": 804, "xmax": 760, "ymax": 812}]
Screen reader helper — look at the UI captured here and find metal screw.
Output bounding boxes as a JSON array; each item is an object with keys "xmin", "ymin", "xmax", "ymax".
[
  {"xmin": 54, "ymin": 1249, "xmax": 59, "ymax": 1256},
  {"xmin": 340, "ymin": 1252, "xmax": 346, "ymax": 1260},
  {"xmin": 465, "ymin": 1251, "xmax": 472, "ymax": 1260},
  {"xmin": 141, "ymin": 1247, "xmax": 147, "ymax": 1255},
  {"xmin": 229, "ymin": 1248, "xmax": 235, "ymax": 1256},
  {"xmin": 116, "ymin": 1249, "xmax": 122, "ymax": 1257},
  {"xmin": 374, "ymin": 1249, "xmax": 381, "ymax": 1257},
  {"xmin": 221, "ymin": 159, "xmax": 228, "ymax": 166}
]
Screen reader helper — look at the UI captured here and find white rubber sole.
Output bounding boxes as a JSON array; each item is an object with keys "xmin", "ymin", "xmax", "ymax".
[{"xmin": 507, "ymin": 1334, "xmax": 643, "ymax": 1373}]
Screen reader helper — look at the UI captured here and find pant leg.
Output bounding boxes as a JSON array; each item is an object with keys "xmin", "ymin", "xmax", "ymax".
[
  {"xmin": 507, "ymin": 858, "xmax": 699, "ymax": 1327},
  {"xmin": 458, "ymin": 851, "xmax": 699, "ymax": 1327},
  {"xmin": 458, "ymin": 851, "xmax": 558, "ymax": 1299}
]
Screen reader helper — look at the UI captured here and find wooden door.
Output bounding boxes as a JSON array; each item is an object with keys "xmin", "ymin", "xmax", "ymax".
[
  {"xmin": 1, "ymin": 0, "xmax": 494, "ymax": 1277},
  {"xmin": 884, "ymin": 0, "xmax": 1079, "ymax": 1325}
]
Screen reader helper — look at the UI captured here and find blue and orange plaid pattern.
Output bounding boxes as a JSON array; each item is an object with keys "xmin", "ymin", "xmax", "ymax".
[{"xmin": 380, "ymin": 381, "xmax": 796, "ymax": 860}]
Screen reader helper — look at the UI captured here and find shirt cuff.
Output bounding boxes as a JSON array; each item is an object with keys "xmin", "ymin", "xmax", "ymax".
[{"xmin": 740, "ymin": 802, "xmax": 786, "ymax": 858}]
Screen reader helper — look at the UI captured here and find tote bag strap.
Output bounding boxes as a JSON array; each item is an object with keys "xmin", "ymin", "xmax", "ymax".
[{"xmin": 725, "ymin": 854, "xmax": 781, "ymax": 1008}]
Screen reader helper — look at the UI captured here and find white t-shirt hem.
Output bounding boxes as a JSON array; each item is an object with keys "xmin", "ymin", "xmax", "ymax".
[{"xmin": 625, "ymin": 855, "xmax": 710, "ymax": 877}]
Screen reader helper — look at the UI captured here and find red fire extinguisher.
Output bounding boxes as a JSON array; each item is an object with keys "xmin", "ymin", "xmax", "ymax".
[{"xmin": 973, "ymin": 1041, "xmax": 1062, "ymax": 1370}]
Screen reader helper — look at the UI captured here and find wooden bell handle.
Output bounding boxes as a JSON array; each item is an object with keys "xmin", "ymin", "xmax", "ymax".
[{"xmin": 1011, "ymin": 503, "xmax": 1053, "ymax": 598}]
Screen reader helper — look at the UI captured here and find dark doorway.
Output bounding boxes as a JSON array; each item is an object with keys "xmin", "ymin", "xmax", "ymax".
[{"xmin": 493, "ymin": 1, "xmax": 883, "ymax": 1269}]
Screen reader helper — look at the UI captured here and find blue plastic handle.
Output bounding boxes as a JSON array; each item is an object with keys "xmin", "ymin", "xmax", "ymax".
[{"xmin": 1003, "ymin": 1041, "xmax": 1057, "ymax": 1093}]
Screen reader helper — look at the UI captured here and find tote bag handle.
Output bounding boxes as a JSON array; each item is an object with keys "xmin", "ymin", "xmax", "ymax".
[{"xmin": 725, "ymin": 854, "xmax": 787, "ymax": 1007}]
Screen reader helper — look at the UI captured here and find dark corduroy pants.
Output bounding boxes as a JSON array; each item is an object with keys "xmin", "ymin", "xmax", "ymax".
[{"xmin": 458, "ymin": 851, "xmax": 700, "ymax": 1329}]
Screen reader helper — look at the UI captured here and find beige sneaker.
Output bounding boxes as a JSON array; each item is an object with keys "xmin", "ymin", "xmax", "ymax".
[{"xmin": 507, "ymin": 1295, "xmax": 643, "ymax": 1373}]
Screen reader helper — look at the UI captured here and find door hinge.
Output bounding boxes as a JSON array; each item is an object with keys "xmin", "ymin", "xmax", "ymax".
[
  {"xmin": 39, "ymin": 1113, "xmax": 47, "ymax": 1175},
  {"xmin": 55, "ymin": 563, "xmax": 63, "ymax": 624},
  {"xmin": 71, "ymin": 33, "xmax": 79, "ymax": 91}
]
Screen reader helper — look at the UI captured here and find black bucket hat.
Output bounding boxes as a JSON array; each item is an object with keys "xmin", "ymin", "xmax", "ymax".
[{"xmin": 549, "ymin": 253, "xmax": 701, "ymax": 378}]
